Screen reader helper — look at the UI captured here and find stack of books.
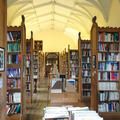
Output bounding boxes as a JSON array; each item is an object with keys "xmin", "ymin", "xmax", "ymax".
[{"xmin": 43, "ymin": 106, "xmax": 103, "ymax": 120}]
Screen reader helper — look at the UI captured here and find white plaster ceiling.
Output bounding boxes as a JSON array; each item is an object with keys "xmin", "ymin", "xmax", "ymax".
[{"xmin": 8, "ymin": 0, "xmax": 120, "ymax": 41}]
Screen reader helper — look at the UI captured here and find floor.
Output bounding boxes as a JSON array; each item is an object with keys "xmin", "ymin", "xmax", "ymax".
[
  {"xmin": 24, "ymin": 78, "xmax": 119, "ymax": 120},
  {"xmin": 25, "ymin": 78, "xmax": 50, "ymax": 120}
]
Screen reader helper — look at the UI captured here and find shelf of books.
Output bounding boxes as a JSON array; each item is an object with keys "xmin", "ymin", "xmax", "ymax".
[
  {"xmin": 59, "ymin": 49, "xmax": 66, "ymax": 75},
  {"xmin": 91, "ymin": 16, "xmax": 120, "ymax": 119},
  {"xmin": 26, "ymin": 31, "xmax": 33, "ymax": 103},
  {"xmin": 38, "ymin": 51, "xmax": 44, "ymax": 83},
  {"xmin": 0, "ymin": 1, "xmax": 7, "ymax": 120},
  {"xmin": 59, "ymin": 52, "xmax": 63, "ymax": 74},
  {"xmin": 68, "ymin": 45, "xmax": 79, "ymax": 92},
  {"xmin": 78, "ymin": 33, "xmax": 91, "ymax": 103},
  {"xmin": 61, "ymin": 49, "xmax": 68, "ymax": 79},
  {"xmin": 6, "ymin": 15, "xmax": 26, "ymax": 120},
  {"xmin": 34, "ymin": 40, "xmax": 43, "ymax": 51},
  {"xmin": 65, "ymin": 51, "xmax": 68, "ymax": 79},
  {"xmin": 33, "ymin": 40, "xmax": 43, "ymax": 93},
  {"xmin": 33, "ymin": 49, "xmax": 39, "ymax": 93}
]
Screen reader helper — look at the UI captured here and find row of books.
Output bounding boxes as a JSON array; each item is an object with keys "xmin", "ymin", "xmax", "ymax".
[
  {"xmin": 82, "ymin": 71, "xmax": 91, "ymax": 76},
  {"xmin": 98, "ymin": 53, "xmax": 120, "ymax": 61},
  {"xmin": 98, "ymin": 62, "xmax": 119, "ymax": 71},
  {"xmin": 7, "ymin": 43, "xmax": 21, "ymax": 52},
  {"xmin": 34, "ymin": 41, "xmax": 43, "ymax": 50},
  {"xmin": 98, "ymin": 102, "xmax": 119, "ymax": 112},
  {"xmin": 98, "ymin": 32, "xmax": 119, "ymax": 42},
  {"xmin": 26, "ymin": 76, "xmax": 30, "ymax": 82},
  {"xmin": 7, "ymin": 54, "xmax": 21, "ymax": 64},
  {"xmin": 99, "ymin": 91, "xmax": 119, "ymax": 101},
  {"xmin": 26, "ymin": 84, "xmax": 30, "ymax": 90},
  {"xmin": 26, "ymin": 43, "xmax": 31, "ymax": 51},
  {"xmin": 98, "ymin": 82, "xmax": 118, "ymax": 90},
  {"xmin": 7, "ymin": 104, "xmax": 21, "ymax": 115},
  {"xmin": 26, "ymin": 53, "xmax": 31, "ymax": 59},
  {"xmin": 26, "ymin": 68, "xmax": 30, "ymax": 75},
  {"xmin": 83, "ymin": 91, "xmax": 91, "ymax": 97},
  {"xmin": 83, "ymin": 84, "xmax": 91, "ymax": 89},
  {"xmin": 70, "ymin": 72, "xmax": 78, "ymax": 78},
  {"xmin": 33, "ymin": 55, "xmax": 38, "ymax": 59},
  {"xmin": 70, "ymin": 52, "xmax": 78, "ymax": 59},
  {"xmin": 82, "ymin": 63, "xmax": 91, "ymax": 69},
  {"xmin": 82, "ymin": 78, "xmax": 91, "ymax": 83},
  {"xmin": 43, "ymin": 107, "xmax": 103, "ymax": 120},
  {"xmin": 26, "ymin": 91, "xmax": 30, "ymax": 97},
  {"xmin": 82, "ymin": 43, "xmax": 91, "ymax": 49},
  {"xmin": 26, "ymin": 60, "xmax": 31, "ymax": 68},
  {"xmin": 7, "ymin": 79, "xmax": 21, "ymax": 88},
  {"xmin": 98, "ymin": 72, "xmax": 118, "ymax": 80},
  {"xmin": 82, "ymin": 50, "xmax": 91, "ymax": 56},
  {"xmin": 98, "ymin": 43, "xmax": 119, "ymax": 52},
  {"xmin": 7, "ymin": 92, "xmax": 21, "ymax": 103},
  {"xmin": 33, "ymin": 74, "xmax": 38, "ymax": 79},
  {"xmin": 82, "ymin": 57, "xmax": 90, "ymax": 63},
  {"xmin": 7, "ymin": 32, "xmax": 21, "ymax": 41},
  {"xmin": 7, "ymin": 68, "xmax": 21, "ymax": 78},
  {"xmin": 33, "ymin": 69, "xmax": 38, "ymax": 72}
]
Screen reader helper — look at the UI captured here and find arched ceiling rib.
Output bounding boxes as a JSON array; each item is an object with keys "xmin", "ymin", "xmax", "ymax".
[{"xmin": 7, "ymin": 0, "xmax": 113, "ymax": 39}]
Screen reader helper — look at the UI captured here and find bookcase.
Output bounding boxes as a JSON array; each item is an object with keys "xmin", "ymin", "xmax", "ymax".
[
  {"xmin": 34, "ymin": 40, "xmax": 43, "ymax": 51},
  {"xmin": 91, "ymin": 16, "xmax": 120, "ymax": 119},
  {"xmin": 45, "ymin": 52, "xmax": 59, "ymax": 77},
  {"xmin": 59, "ymin": 50, "xmax": 66, "ymax": 75},
  {"xmin": 38, "ymin": 51, "xmax": 44, "ymax": 83},
  {"xmin": 6, "ymin": 15, "xmax": 26, "ymax": 120},
  {"xmin": 33, "ymin": 40, "xmax": 43, "ymax": 92},
  {"xmin": 78, "ymin": 33, "xmax": 91, "ymax": 104},
  {"xmin": 26, "ymin": 31, "xmax": 33, "ymax": 103},
  {"xmin": 68, "ymin": 45, "xmax": 79, "ymax": 92},
  {"xmin": 59, "ymin": 52, "xmax": 63, "ymax": 74},
  {"xmin": 33, "ymin": 49, "xmax": 39, "ymax": 93},
  {"xmin": 0, "ymin": 0, "xmax": 7, "ymax": 120}
]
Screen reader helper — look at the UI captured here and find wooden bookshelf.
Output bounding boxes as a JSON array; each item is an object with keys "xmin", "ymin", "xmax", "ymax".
[
  {"xmin": 78, "ymin": 33, "xmax": 91, "ymax": 105},
  {"xmin": 6, "ymin": 15, "xmax": 26, "ymax": 120},
  {"xmin": 0, "ymin": 0, "xmax": 7, "ymax": 120},
  {"xmin": 33, "ymin": 49, "xmax": 39, "ymax": 93},
  {"xmin": 33, "ymin": 40, "xmax": 43, "ymax": 93},
  {"xmin": 59, "ymin": 52, "xmax": 63, "ymax": 74},
  {"xmin": 34, "ymin": 40, "xmax": 43, "ymax": 51},
  {"xmin": 91, "ymin": 16, "xmax": 120, "ymax": 119},
  {"xmin": 45, "ymin": 52, "xmax": 59, "ymax": 77},
  {"xmin": 38, "ymin": 51, "xmax": 44, "ymax": 83},
  {"xmin": 25, "ymin": 31, "xmax": 33, "ymax": 103},
  {"xmin": 59, "ymin": 49, "xmax": 68, "ymax": 79},
  {"xmin": 68, "ymin": 45, "xmax": 79, "ymax": 92}
]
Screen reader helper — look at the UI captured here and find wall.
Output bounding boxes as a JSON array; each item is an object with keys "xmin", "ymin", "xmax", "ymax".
[{"xmin": 34, "ymin": 29, "xmax": 77, "ymax": 52}]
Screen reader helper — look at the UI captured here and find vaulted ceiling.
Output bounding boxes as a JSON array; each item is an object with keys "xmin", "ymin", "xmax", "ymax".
[{"xmin": 7, "ymin": 0, "xmax": 120, "ymax": 52}]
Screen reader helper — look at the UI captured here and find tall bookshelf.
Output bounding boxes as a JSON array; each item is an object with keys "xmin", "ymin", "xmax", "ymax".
[
  {"xmin": 61, "ymin": 49, "xmax": 68, "ymax": 79},
  {"xmin": 33, "ymin": 40, "xmax": 43, "ymax": 93},
  {"xmin": 45, "ymin": 52, "xmax": 59, "ymax": 77},
  {"xmin": 26, "ymin": 31, "xmax": 33, "ymax": 103},
  {"xmin": 0, "ymin": 0, "xmax": 7, "ymax": 120},
  {"xmin": 91, "ymin": 16, "xmax": 120, "ymax": 119},
  {"xmin": 68, "ymin": 45, "xmax": 79, "ymax": 92},
  {"xmin": 78, "ymin": 33, "xmax": 91, "ymax": 104},
  {"xmin": 6, "ymin": 15, "xmax": 26, "ymax": 120},
  {"xmin": 65, "ymin": 51, "xmax": 68, "ymax": 79},
  {"xmin": 38, "ymin": 51, "xmax": 44, "ymax": 83},
  {"xmin": 59, "ymin": 52, "xmax": 63, "ymax": 74},
  {"xmin": 33, "ymin": 50, "xmax": 39, "ymax": 93}
]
